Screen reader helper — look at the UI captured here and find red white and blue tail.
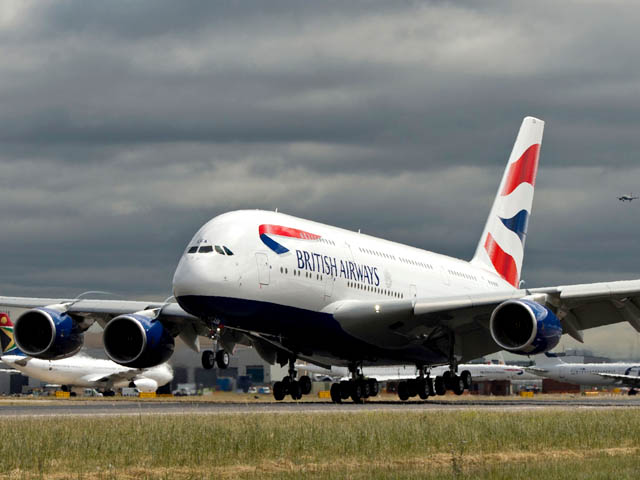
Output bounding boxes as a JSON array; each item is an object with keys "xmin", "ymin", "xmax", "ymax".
[{"xmin": 471, "ymin": 116, "xmax": 544, "ymax": 287}]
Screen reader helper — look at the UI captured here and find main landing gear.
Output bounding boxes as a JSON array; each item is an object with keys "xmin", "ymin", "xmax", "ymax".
[
  {"xmin": 272, "ymin": 357, "xmax": 313, "ymax": 401},
  {"xmin": 396, "ymin": 367, "xmax": 472, "ymax": 401},
  {"xmin": 329, "ymin": 363, "xmax": 379, "ymax": 404}
]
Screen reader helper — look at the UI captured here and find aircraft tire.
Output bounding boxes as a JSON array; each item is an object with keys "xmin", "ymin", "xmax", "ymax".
[
  {"xmin": 434, "ymin": 376, "xmax": 446, "ymax": 396},
  {"xmin": 368, "ymin": 378, "xmax": 379, "ymax": 397},
  {"xmin": 289, "ymin": 380, "xmax": 302, "ymax": 400},
  {"xmin": 442, "ymin": 371, "xmax": 454, "ymax": 389},
  {"xmin": 406, "ymin": 378, "xmax": 418, "ymax": 398},
  {"xmin": 417, "ymin": 378, "xmax": 429, "ymax": 400},
  {"xmin": 339, "ymin": 381, "xmax": 351, "ymax": 400},
  {"xmin": 273, "ymin": 381, "xmax": 286, "ymax": 401},
  {"xmin": 201, "ymin": 350, "xmax": 215, "ymax": 370},
  {"xmin": 350, "ymin": 381, "xmax": 363, "ymax": 403},
  {"xmin": 397, "ymin": 381, "xmax": 409, "ymax": 401},
  {"xmin": 215, "ymin": 350, "xmax": 230, "ymax": 369},
  {"xmin": 360, "ymin": 379, "xmax": 370, "ymax": 398},
  {"xmin": 330, "ymin": 383, "xmax": 342, "ymax": 403},
  {"xmin": 299, "ymin": 375, "xmax": 312, "ymax": 395},
  {"xmin": 452, "ymin": 376, "xmax": 465, "ymax": 396},
  {"xmin": 460, "ymin": 370, "xmax": 472, "ymax": 390}
]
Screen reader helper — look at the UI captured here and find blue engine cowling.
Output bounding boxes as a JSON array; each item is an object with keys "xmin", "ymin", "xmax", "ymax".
[
  {"xmin": 489, "ymin": 299, "xmax": 562, "ymax": 355},
  {"xmin": 13, "ymin": 308, "xmax": 84, "ymax": 360},
  {"xmin": 103, "ymin": 313, "xmax": 174, "ymax": 368}
]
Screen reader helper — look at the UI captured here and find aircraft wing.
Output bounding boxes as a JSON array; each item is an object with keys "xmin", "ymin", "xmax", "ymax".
[
  {"xmin": 86, "ymin": 370, "xmax": 144, "ymax": 384},
  {"xmin": 0, "ymin": 296, "xmax": 206, "ymax": 352},
  {"xmin": 328, "ymin": 279, "xmax": 640, "ymax": 362},
  {"xmin": 597, "ymin": 373, "xmax": 640, "ymax": 387}
]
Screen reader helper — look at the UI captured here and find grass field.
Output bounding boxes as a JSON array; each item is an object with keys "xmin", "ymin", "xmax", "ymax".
[{"xmin": 4, "ymin": 409, "xmax": 640, "ymax": 479}]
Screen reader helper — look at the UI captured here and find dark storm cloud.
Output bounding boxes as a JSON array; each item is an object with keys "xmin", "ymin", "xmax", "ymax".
[{"xmin": 2, "ymin": 1, "xmax": 640, "ymax": 355}]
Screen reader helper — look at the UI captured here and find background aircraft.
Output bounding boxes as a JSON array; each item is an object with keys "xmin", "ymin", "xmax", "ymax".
[
  {"xmin": 527, "ymin": 353, "xmax": 640, "ymax": 394},
  {"xmin": 3, "ymin": 116, "xmax": 640, "ymax": 404},
  {"xmin": 299, "ymin": 361, "xmax": 538, "ymax": 400},
  {"xmin": 0, "ymin": 313, "xmax": 172, "ymax": 394},
  {"xmin": 618, "ymin": 194, "xmax": 639, "ymax": 202}
]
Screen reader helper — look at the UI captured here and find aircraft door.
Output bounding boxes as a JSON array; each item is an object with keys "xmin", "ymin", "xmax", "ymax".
[
  {"xmin": 410, "ymin": 284, "xmax": 417, "ymax": 299},
  {"xmin": 324, "ymin": 275, "xmax": 335, "ymax": 299},
  {"xmin": 439, "ymin": 266, "xmax": 450, "ymax": 286},
  {"xmin": 255, "ymin": 253, "xmax": 270, "ymax": 285}
]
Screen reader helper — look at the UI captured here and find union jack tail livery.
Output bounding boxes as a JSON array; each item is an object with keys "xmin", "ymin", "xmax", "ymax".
[{"xmin": 471, "ymin": 116, "xmax": 544, "ymax": 287}]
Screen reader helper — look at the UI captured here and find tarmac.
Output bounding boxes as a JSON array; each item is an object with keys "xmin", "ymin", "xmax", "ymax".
[{"xmin": 2, "ymin": 396, "xmax": 640, "ymax": 417}]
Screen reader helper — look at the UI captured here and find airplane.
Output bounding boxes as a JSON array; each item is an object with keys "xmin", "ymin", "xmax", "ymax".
[
  {"xmin": 298, "ymin": 361, "xmax": 538, "ymax": 400},
  {"xmin": 3, "ymin": 116, "xmax": 640, "ymax": 404},
  {"xmin": 618, "ymin": 194, "xmax": 639, "ymax": 202},
  {"xmin": 0, "ymin": 313, "xmax": 173, "ymax": 395},
  {"xmin": 526, "ymin": 353, "xmax": 640, "ymax": 395}
]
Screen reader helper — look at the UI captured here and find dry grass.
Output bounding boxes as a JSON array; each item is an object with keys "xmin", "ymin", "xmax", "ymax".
[{"xmin": 3, "ymin": 409, "xmax": 640, "ymax": 478}]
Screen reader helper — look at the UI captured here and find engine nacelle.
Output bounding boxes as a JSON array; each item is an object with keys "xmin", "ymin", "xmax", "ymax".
[
  {"xmin": 103, "ymin": 313, "xmax": 174, "ymax": 368},
  {"xmin": 13, "ymin": 308, "xmax": 84, "ymax": 359},
  {"xmin": 490, "ymin": 299, "xmax": 562, "ymax": 355}
]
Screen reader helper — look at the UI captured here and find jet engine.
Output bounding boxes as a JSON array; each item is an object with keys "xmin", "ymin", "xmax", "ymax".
[
  {"xmin": 103, "ymin": 312, "xmax": 174, "ymax": 368},
  {"xmin": 13, "ymin": 308, "xmax": 85, "ymax": 359},
  {"xmin": 489, "ymin": 299, "xmax": 562, "ymax": 355}
]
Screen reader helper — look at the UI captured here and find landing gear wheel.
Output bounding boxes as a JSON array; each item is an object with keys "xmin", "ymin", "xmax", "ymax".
[
  {"xmin": 273, "ymin": 381, "xmax": 286, "ymax": 401},
  {"xmin": 452, "ymin": 376, "xmax": 465, "ymax": 396},
  {"xmin": 417, "ymin": 379, "xmax": 429, "ymax": 400},
  {"xmin": 215, "ymin": 350, "xmax": 230, "ymax": 369},
  {"xmin": 289, "ymin": 380, "xmax": 302, "ymax": 400},
  {"xmin": 460, "ymin": 370, "xmax": 472, "ymax": 390},
  {"xmin": 360, "ymin": 379, "xmax": 370, "ymax": 399},
  {"xmin": 442, "ymin": 370, "xmax": 454, "ymax": 389},
  {"xmin": 299, "ymin": 375, "xmax": 312, "ymax": 395},
  {"xmin": 397, "ymin": 381, "xmax": 409, "ymax": 401},
  {"xmin": 368, "ymin": 378, "xmax": 379, "ymax": 397},
  {"xmin": 103, "ymin": 390, "xmax": 115, "ymax": 397},
  {"xmin": 434, "ymin": 376, "xmax": 446, "ymax": 396},
  {"xmin": 407, "ymin": 379, "xmax": 418, "ymax": 398},
  {"xmin": 629, "ymin": 389, "xmax": 637, "ymax": 396},
  {"xmin": 339, "ymin": 381, "xmax": 351, "ymax": 400},
  {"xmin": 330, "ymin": 383, "xmax": 342, "ymax": 403},
  {"xmin": 201, "ymin": 350, "xmax": 215, "ymax": 369},
  {"xmin": 351, "ymin": 381, "xmax": 363, "ymax": 403}
]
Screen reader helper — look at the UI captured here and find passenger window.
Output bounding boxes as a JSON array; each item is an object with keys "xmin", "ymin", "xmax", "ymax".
[
  {"xmin": 187, "ymin": 246, "xmax": 198, "ymax": 254},
  {"xmin": 223, "ymin": 246, "xmax": 234, "ymax": 256},
  {"xmin": 215, "ymin": 245, "xmax": 225, "ymax": 255},
  {"xmin": 199, "ymin": 246, "xmax": 213, "ymax": 253}
]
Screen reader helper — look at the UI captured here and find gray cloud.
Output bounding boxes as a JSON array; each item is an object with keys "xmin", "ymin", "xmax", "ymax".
[{"xmin": 2, "ymin": 1, "xmax": 640, "ymax": 357}]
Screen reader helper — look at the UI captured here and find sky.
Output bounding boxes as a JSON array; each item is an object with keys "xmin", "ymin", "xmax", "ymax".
[{"xmin": 1, "ymin": 1, "xmax": 640, "ymax": 358}]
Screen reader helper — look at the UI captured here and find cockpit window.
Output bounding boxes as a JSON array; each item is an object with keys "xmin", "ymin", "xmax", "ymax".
[
  {"xmin": 214, "ymin": 245, "xmax": 225, "ymax": 255},
  {"xmin": 223, "ymin": 246, "xmax": 234, "ymax": 256},
  {"xmin": 187, "ymin": 246, "xmax": 198, "ymax": 254},
  {"xmin": 199, "ymin": 246, "xmax": 214, "ymax": 253}
]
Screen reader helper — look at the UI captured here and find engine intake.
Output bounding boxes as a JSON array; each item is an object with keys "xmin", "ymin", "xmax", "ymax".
[
  {"xmin": 13, "ymin": 308, "xmax": 84, "ymax": 359},
  {"xmin": 490, "ymin": 299, "xmax": 562, "ymax": 355},
  {"xmin": 103, "ymin": 313, "xmax": 174, "ymax": 368}
]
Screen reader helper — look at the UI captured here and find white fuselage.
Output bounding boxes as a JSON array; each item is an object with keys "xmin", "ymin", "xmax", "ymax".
[
  {"xmin": 172, "ymin": 210, "xmax": 513, "ymax": 366},
  {"xmin": 1, "ymin": 354, "xmax": 173, "ymax": 392},
  {"xmin": 530, "ymin": 363, "xmax": 640, "ymax": 386}
]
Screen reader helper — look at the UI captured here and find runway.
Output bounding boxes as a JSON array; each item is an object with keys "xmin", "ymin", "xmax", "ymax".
[{"xmin": 2, "ymin": 396, "xmax": 640, "ymax": 417}]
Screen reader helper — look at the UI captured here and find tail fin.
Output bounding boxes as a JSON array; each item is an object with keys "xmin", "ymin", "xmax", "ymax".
[
  {"xmin": 471, "ymin": 116, "xmax": 544, "ymax": 287},
  {"xmin": 0, "ymin": 313, "xmax": 23, "ymax": 356}
]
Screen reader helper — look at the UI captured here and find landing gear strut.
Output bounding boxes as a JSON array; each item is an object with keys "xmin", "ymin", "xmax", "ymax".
[
  {"xmin": 202, "ymin": 326, "xmax": 230, "ymax": 370},
  {"xmin": 329, "ymin": 362, "xmax": 379, "ymax": 404},
  {"xmin": 272, "ymin": 356, "xmax": 313, "ymax": 401}
]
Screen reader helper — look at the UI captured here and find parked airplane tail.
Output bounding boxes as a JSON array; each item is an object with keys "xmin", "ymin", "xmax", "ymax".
[
  {"xmin": 471, "ymin": 116, "xmax": 545, "ymax": 287},
  {"xmin": 534, "ymin": 352, "xmax": 565, "ymax": 366},
  {"xmin": 0, "ymin": 313, "xmax": 24, "ymax": 356}
]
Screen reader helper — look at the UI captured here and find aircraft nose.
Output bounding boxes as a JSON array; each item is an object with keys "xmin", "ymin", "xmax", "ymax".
[{"xmin": 172, "ymin": 255, "xmax": 211, "ymax": 299}]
